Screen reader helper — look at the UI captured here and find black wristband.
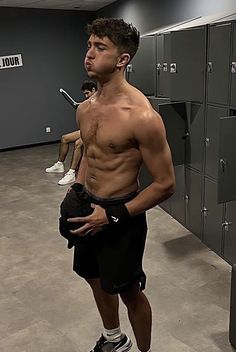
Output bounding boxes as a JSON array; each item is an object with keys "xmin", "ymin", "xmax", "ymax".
[{"xmin": 105, "ymin": 204, "xmax": 130, "ymax": 225}]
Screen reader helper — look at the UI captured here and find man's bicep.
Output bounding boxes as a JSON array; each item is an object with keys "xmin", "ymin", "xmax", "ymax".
[{"xmin": 138, "ymin": 115, "xmax": 174, "ymax": 184}]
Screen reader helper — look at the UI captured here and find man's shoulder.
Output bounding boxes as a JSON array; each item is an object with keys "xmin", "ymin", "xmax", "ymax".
[{"xmin": 128, "ymin": 92, "xmax": 159, "ymax": 121}]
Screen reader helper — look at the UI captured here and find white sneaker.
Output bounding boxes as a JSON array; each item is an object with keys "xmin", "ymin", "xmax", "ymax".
[
  {"xmin": 45, "ymin": 161, "xmax": 64, "ymax": 173},
  {"xmin": 58, "ymin": 169, "xmax": 75, "ymax": 185}
]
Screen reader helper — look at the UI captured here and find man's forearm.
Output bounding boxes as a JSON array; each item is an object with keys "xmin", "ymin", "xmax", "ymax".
[{"xmin": 125, "ymin": 181, "xmax": 175, "ymax": 217}]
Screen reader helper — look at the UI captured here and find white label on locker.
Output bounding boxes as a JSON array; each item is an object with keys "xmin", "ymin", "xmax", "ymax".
[
  {"xmin": 170, "ymin": 63, "xmax": 177, "ymax": 73},
  {"xmin": 0, "ymin": 54, "xmax": 23, "ymax": 70}
]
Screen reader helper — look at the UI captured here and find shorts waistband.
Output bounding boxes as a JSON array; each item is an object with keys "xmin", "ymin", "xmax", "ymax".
[{"xmin": 84, "ymin": 186, "xmax": 138, "ymax": 205}]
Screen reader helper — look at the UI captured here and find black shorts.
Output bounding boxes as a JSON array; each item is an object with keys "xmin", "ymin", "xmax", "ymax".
[{"xmin": 59, "ymin": 183, "xmax": 147, "ymax": 294}]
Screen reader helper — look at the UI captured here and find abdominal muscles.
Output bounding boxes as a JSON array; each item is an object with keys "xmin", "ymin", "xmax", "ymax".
[{"xmin": 85, "ymin": 144, "xmax": 142, "ymax": 198}]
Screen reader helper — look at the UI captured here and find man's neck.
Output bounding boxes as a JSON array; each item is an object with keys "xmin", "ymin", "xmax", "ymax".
[{"xmin": 96, "ymin": 73, "xmax": 128, "ymax": 100}]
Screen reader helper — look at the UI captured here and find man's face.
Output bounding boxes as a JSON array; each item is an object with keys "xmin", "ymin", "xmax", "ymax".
[
  {"xmin": 83, "ymin": 88, "xmax": 95, "ymax": 99},
  {"xmin": 84, "ymin": 35, "xmax": 121, "ymax": 79}
]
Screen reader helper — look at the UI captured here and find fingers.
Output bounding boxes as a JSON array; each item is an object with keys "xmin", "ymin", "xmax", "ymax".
[
  {"xmin": 70, "ymin": 223, "xmax": 90, "ymax": 235},
  {"xmin": 70, "ymin": 224, "xmax": 103, "ymax": 236},
  {"xmin": 67, "ymin": 216, "xmax": 86, "ymax": 223}
]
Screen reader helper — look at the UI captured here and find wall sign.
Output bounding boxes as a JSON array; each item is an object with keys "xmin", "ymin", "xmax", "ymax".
[{"xmin": 0, "ymin": 54, "xmax": 23, "ymax": 70}]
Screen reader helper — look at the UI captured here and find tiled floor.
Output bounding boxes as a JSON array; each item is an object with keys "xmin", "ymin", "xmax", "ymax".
[{"xmin": 0, "ymin": 143, "xmax": 235, "ymax": 351}]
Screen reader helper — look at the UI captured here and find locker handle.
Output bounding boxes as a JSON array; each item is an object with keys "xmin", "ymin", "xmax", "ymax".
[
  {"xmin": 205, "ymin": 138, "xmax": 210, "ymax": 147},
  {"xmin": 201, "ymin": 207, "xmax": 208, "ymax": 217},
  {"xmin": 207, "ymin": 62, "xmax": 213, "ymax": 73},
  {"xmin": 182, "ymin": 132, "xmax": 190, "ymax": 140},
  {"xmin": 184, "ymin": 195, "xmax": 189, "ymax": 204},
  {"xmin": 126, "ymin": 64, "xmax": 133, "ymax": 73},
  {"xmin": 222, "ymin": 221, "xmax": 232, "ymax": 231},
  {"xmin": 219, "ymin": 158, "xmax": 227, "ymax": 172},
  {"xmin": 231, "ymin": 62, "xmax": 236, "ymax": 74}
]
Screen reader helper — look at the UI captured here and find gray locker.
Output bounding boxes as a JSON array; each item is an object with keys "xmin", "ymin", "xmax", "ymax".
[
  {"xmin": 218, "ymin": 115, "xmax": 236, "ymax": 203},
  {"xmin": 170, "ymin": 26, "xmax": 206, "ymax": 102},
  {"xmin": 203, "ymin": 177, "xmax": 224, "ymax": 255},
  {"xmin": 230, "ymin": 23, "xmax": 236, "ymax": 107},
  {"xmin": 205, "ymin": 105, "xmax": 228, "ymax": 180},
  {"xmin": 185, "ymin": 167, "xmax": 202, "ymax": 239},
  {"xmin": 207, "ymin": 23, "xmax": 231, "ymax": 105},
  {"xmin": 139, "ymin": 163, "xmax": 153, "ymax": 191},
  {"xmin": 127, "ymin": 36, "xmax": 156, "ymax": 96},
  {"xmin": 224, "ymin": 201, "xmax": 236, "ymax": 264},
  {"xmin": 156, "ymin": 33, "xmax": 171, "ymax": 98},
  {"xmin": 185, "ymin": 103, "xmax": 204, "ymax": 172},
  {"xmin": 159, "ymin": 197, "xmax": 172, "ymax": 214},
  {"xmin": 171, "ymin": 164, "xmax": 186, "ymax": 225},
  {"xmin": 157, "ymin": 102, "xmax": 186, "ymax": 166}
]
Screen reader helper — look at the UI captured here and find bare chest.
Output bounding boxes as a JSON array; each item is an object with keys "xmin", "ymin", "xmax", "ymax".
[{"xmin": 80, "ymin": 110, "xmax": 135, "ymax": 152}]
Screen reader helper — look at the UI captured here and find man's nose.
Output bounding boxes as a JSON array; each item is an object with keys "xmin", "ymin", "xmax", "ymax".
[{"xmin": 86, "ymin": 47, "xmax": 94, "ymax": 59}]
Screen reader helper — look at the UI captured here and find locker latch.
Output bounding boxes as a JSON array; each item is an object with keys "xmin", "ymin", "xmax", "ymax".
[
  {"xmin": 184, "ymin": 195, "xmax": 189, "ymax": 204},
  {"xmin": 205, "ymin": 138, "xmax": 210, "ymax": 147},
  {"xmin": 126, "ymin": 64, "xmax": 133, "ymax": 73},
  {"xmin": 222, "ymin": 221, "xmax": 232, "ymax": 231},
  {"xmin": 207, "ymin": 62, "xmax": 213, "ymax": 73},
  {"xmin": 219, "ymin": 158, "xmax": 227, "ymax": 172},
  {"xmin": 182, "ymin": 131, "xmax": 190, "ymax": 140},
  {"xmin": 170, "ymin": 63, "xmax": 177, "ymax": 73},
  {"xmin": 163, "ymin": 63, "xmax": 168, "ymax": 72},
  {"xmin": 201, "ymin": 207, "xmax": 208, "ymax": 217},
  {"xmin": 231, "ymin": 62, "xmax": 236, "ymax": 74},
  {"xmin": 157, "ymin": 63, "xmax": 162, "ymax": 71}
]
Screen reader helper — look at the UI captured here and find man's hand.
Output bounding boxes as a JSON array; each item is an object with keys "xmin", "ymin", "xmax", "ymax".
[{"xmin": 67, "ymin": 204, "xmax": 109, "ymax": 236}]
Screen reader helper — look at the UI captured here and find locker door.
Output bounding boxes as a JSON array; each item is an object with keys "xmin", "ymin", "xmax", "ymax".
[
  {"xmin": 205, "ymin": 105, "xmax": 228, "ymax": 180},
  {"xmin": 207, "ymin": 23, "xmax": 231, "ymax": 105},
  {"xmin": 218, "ymin": 116, "xmax": 236, "ymax": 203},
  {"xmin": 230, "ymin": 23, "xmax": 236, "ymax": 107},
  {"xmin": 171, "ymin": 164, "xmax": 185, "ymax": 225},
  {"xmin": 203, "ymin": 177, "xmax": 224, "ymax": 255},
  {"xmin": 139, "ymin": 163, "xmax": 153, "ymax": 191},
  {"xmin": 224, "ymin": 201, "xmax": 236, "ymax": 264},
  {"xmin": 170, "ymin": 26, "xmax": 206, "ymax": 102},
  {"xmin": 158, "ymin": 33, "xmax": 171, "ymax": 98},
  {"xmin": 185, "ymin": 103, "xmax": 204, "ymax": 172},
  {"xmin": 158, "ymin": 102, "xmax": 186, "ymax": 166},
  {"xmin": 185, "ymin": 167, "xmax": 202, "ymax": 239},
  {"xmin": 128, "ymin": 36, "xmax": 156, "ymax": 96}
]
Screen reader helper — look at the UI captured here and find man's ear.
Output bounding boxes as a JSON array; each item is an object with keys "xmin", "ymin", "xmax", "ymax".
[{"xmin": 117, "ymin": 53, "xmax": 130, "ymax": 68}]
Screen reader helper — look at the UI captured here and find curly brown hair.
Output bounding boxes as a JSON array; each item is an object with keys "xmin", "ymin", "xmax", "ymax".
[{"xmin": 87, "ymin": 17, "xmax": 140, "ymax": 62}]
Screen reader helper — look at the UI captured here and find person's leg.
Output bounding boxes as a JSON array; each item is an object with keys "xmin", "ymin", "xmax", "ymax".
[
  {"xmin": 70, "ymin": 137, "xmax": 83, "ymax": 170},
  {"xmin": 58, "ymin": 130, "xmax": 81, "ymax": 162},
  {"xmin": 85, "ymin": 277, "xmax": 120, "ymax": 329},
  {"xmin": 45, "ymin": 130, "xmax": 81, "ymax": 173},
  {"xmin": 86, "ymin": 277, "xmax": 132, "ymax": 351},
  {"xmin": 58, "ymin": 137, "xmax": 83, "ymax": 185},
  {"xmin": 120, "ymin": 282, "xmax": 152, "ymax": 352}
]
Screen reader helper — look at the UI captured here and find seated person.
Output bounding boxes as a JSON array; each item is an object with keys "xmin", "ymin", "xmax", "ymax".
[{"xmin": 45, "ymin": 80, "xmax": 97, "ymax": 185}]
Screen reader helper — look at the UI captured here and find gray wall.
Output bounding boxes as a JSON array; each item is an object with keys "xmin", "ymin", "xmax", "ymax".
[
  {"xmin": 98, "ymin": 0, "xmax": 236, "ymax": 34},
  {"xmin": 0, "ymin": 7, "xmax": 93, "ymax": 150}
]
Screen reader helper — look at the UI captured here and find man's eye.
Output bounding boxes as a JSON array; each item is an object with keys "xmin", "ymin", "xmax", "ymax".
[{"xmin": 97, "ymin": 46, "xmax": 105, "ymax": 51}]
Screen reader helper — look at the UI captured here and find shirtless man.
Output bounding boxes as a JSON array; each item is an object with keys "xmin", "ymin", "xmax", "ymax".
[
  {"xmin": 45, "ymin": 80, "xmax": 97, "ymax": 185},
  {"xmin": 59, "ymin": 18, "xmax": 175, "ymax": 352}
]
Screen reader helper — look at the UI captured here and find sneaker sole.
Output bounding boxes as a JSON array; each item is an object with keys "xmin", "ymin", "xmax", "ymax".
[
  {"xmin": 116, "ymin": 337, "xmax": 132, "ymax": 352},
  {"xmin": 45, "ymin": 170, "xmax": 64, "ymax": 173}
]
